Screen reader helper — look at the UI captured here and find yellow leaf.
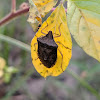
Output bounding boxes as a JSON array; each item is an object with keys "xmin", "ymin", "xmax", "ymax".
[
  {"xmin": 31, "ymin": 4, "xmax": 72, "ymax": 78},
  {"xmin": 67, "ymin": 0, "xmax": 100, "ymax": 61},
  {"xmin": 27, "ymin": 0, "xmax": 58, "ymax": 32}
]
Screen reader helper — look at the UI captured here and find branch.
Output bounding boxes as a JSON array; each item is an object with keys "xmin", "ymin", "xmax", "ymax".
[
  {"xmin": 0, "ymin": 4, "xmax": 67, "ymax": 27},
  {"xmin": 0, "ymin": 7, "xmax": 29, "ymax": 26},
  {"xmin": 0, "ymin": 34, "xmax": 31, "ymax": 52},
  {"xmin": 11, "ymin": 0, "xmax": 16, "ymax": 12}
]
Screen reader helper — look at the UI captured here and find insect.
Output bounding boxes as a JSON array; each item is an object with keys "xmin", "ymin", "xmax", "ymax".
[{"xmin": 37, "ymin": 30, "xmax": 58, "ymax": 68}]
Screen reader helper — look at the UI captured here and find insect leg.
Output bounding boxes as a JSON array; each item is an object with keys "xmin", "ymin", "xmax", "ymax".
[
  {"xmin": 56, "ymin": 41, "xmax": 71, "ymax": 50},
  {"xmin": 54, "ymin": 22, "xmax": 71, "ymax": 50},
  {"xmin": 54, "ymin": 23, "xmax": 62, "ymax": 38},
  {"xmin": 41, "ymin": 21, "xmax": 48, "ymax": 35},
  {"xmin": 58, "ymin": 48, "xmax": 64, "ymax": 72}
]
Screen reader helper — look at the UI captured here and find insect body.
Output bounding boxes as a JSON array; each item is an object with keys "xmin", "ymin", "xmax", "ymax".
[{"xmin": 37, "ymin": 31, "xmax": 58, "ymax": 68}]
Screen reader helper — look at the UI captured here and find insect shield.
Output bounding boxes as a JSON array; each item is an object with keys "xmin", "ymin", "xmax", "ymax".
[{"xmin": 37, "ymin": 31, "xmax": 58, "ymax": 68}]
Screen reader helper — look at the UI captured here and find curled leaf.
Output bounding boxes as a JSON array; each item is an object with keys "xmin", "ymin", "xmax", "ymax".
[
  {"xmin": 27, "ymin": 0, "xmax": 58, "ymax": 32},
  {"xmin": 27, "ymin": 0, "xmax": 42, "ymax": 32}
]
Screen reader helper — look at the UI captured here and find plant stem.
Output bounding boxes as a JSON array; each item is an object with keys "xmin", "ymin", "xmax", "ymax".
[
  {"xmin": 11, "ymin": 0, "xmax": 16, "ymax": 12},
  {"xmin": 0, "ymin": 6, "xmax": 67, "ymax": 27},
  {"xmin": 0, "ymin": 34, "xmax": 30, "ymax": 52},
  {"xmin": 66, "ymin": 68, "xmax": 100, "ymax": 99},
  {"xmin": 0, "ymin": 7, "xmax": 29, "ymax": 27}
]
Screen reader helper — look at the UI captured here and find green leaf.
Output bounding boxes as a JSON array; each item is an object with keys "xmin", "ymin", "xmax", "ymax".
[{"xmin": 67, "ymin": 0, "xmax": 100, "ymax": 61}]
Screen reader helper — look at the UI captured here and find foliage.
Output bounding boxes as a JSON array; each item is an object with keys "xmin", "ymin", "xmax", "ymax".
[
  {"xmin": 29, "ymin": 0, "xmax": 100, "ymax": 77},
  {"xmin": 67, "ymin": 0, "xmax": 100, "ymax": 61},
  {"xmin": 27, "ymin": 0, "xmax": 58, "ymax": 32},
  {"xmin": 0, "ymin": 0, "xmax": 100, "ymax": 100},
  {"xmin": 0, "ymin": 57, "xmax": 18, "ymax": 83}
]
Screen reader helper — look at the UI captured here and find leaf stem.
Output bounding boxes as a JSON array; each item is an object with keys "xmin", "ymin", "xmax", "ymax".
[
  {"xmin": 66, "ymin": 68, "xmax": 100, "ymax": 99},
  {"xmin": 0, "ymin": 34, "xmax": 31, "ymax": 52}
]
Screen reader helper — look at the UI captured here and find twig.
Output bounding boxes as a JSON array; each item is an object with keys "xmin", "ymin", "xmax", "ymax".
[
  {"xmin": 0, "ymin": 2, "xmax": 67, "ymax": 27},
  {"xmin": 0, "ymin": 34, "xmax": 30, "ymax": 52},
  {"xmin": 0, "ymin": 7, "xmax": 29, "ymax": 26},
  {"xmin": 11, "ymin": 0, "xmax": 16, "ymax": 12},
  {"xmin": 0, "ymin": 0, "xmax": 29, "ymax": 27}
]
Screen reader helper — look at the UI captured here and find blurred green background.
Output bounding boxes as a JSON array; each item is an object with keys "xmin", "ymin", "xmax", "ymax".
[{"xmin": 0, "ymin": 0, "xmax": 100, "ymax": 100}]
